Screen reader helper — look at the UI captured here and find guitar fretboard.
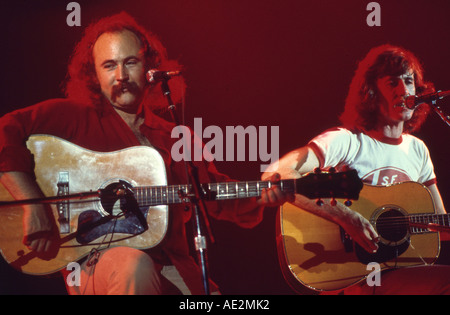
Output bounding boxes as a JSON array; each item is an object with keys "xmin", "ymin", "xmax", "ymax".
[
  {"xmin": 409, "ymin": 213, "xmax": 450, "ymax": 234},
  {"xmin": 132, "ymin": 179, "xmax": 298, "ymax": 207}
]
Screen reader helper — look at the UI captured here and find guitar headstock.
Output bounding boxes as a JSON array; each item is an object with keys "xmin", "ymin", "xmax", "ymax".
[{"xmin": 296, "ymin": 168, "xmax": 363, "ymax": 202}]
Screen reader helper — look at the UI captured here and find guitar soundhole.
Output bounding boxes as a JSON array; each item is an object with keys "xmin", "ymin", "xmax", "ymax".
[
  {"xmin": 373, "ymin": 207, "xmax": 409, "ymax": 246},
  {"xmin": 76, "ymin": 180, "xmax": 149, "ymax": 245},
  {"xmin": 99, "ymin": 181, "xmax": 127, "ymax": 216},
  {"xmin": 355, "ymin": 206, "xmax": 411, "ymax": 265}
]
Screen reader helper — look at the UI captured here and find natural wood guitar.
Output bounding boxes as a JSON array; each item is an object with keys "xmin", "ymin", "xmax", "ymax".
[
  {"xmin": 278, "ymin": 182, "xmax": 448, "ymax": 293},
  {"xmin": 0, "ymin": 135, "xmax": 362, "ymax": 275}
]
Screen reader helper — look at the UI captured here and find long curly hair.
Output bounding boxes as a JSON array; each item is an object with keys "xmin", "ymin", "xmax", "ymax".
[
  {"xmin": 339, "ymin": 45, "xmax": 434, "ymax": 133},
  {"xmin": 63, "ymin": 11, "xmax": 185, "ymax": 110}
]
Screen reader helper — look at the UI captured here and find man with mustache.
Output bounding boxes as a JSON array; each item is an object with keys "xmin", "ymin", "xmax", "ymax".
[{"xmin": 0, "ymin": 12, "xmax": 290, "ymax": 295}]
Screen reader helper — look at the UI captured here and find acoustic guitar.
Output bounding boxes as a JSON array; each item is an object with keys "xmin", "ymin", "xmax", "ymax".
[
  {"xmin": 278, "ymin": 181, "xmax": 448, "ymax": 293},
  {"xmin": 0, "ymin": 135, "xmax": 362, "ymax": 275}
]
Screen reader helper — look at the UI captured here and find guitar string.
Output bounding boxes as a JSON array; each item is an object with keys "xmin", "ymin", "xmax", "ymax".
[
  {"xmin": 58, "ymin": 199, "xmax": 449, "ymax": 232},
  {"xmin": 51, "ymin": 177, "xmax": 301, "ymax": 211},
  {"xmin": 373, "ymin": 216, "xmax": 449, "ymax": 227},
  {"xmin": 408, "ymin": 243, "xmax": 429, "ymax": 265},
  {"xmin": 54, "ymin": 189, "xmax": 449, "ymax": 237}
]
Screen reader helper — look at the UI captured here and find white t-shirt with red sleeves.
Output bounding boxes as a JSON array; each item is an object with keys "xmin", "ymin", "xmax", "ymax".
[{"xmin": 309, "ymin": 127, "xmax": 436, "ymax": 187}]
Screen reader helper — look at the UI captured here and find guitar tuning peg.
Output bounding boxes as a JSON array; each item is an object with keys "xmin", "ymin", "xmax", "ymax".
[
  {"xmin": 329, "ymin": 167, "xmax": 336, "ymax": 173},
  {"xmin": 344, "ymin": 199, "xmax": 352, "ymax": 207},
  {"xmin": 316, "ymin": 198, "xmax": 324, "ymax": 206},
  {"xmin": 330, "ymin": 198, "xmax": 337, "ymax": 206},
  {"xmin": 314, "ymin": 168, "xmax": 322, "ymax": 174}
]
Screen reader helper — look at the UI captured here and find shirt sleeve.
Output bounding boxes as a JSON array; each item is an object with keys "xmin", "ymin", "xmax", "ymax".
[
  {"xmin": 0, "ymin": 108, "xmax": 36, "ymax": 173},
  {"xmin": 308, "ymin": 127, "xmax": 356, "ymax": 171},
  {"xmin": 0, "ymin": 99, "xmax": 82, "ymax": 173}
]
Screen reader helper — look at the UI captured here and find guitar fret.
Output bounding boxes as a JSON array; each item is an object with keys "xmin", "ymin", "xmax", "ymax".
[
  {"xmin": 227, "ymin": 182, "xmax": 236, "ymax": 197},
  {"xmin": 145, "ymin": 186, "xmax": 148, "ymax": 206},
  {"xmin": 444, "ymin": 214, "xmax": 450, "ymax": 227},
  {"xmin": 150, "ymin": 186, "xmax": 153, "ymax": 205},
  {"xmin": 180, "ymin": 184, "xmax": 186, "ymax": 202},
  {"xmin": 172, "ymin": 185, "xmax": 175, "ymax": 204},
  {"xmin": 136, "ymin": 186, "xmax": 140, "ymax": 205},
  {"xmin": 137, "ymin": 187, "xmax": 142, "ymax": 205},
  {"xmin": 142, "ymin": 187, "xmax": 146, "ymax": 205},
  {"xmin": 152, "ymin": 187, "xmax": 156, "ymax": 205},
  {"xmin": 409, "ymin": 215, "xmax": 416, "ymax": 233},
  {"xmin": 133, "ymin": 187, "xmax": 139, "ymax": 204},
  {"xmin": 409, "ymin": 213, "xmax": 450, "ymax": 234},
  {"xmin": 219, "ymin": 183, "xmax": 226, "ymax": 196},
  {"xmin": 156, "ymin": 187, "xmax": 160, "ymax": 205},
  {"xmin": 235, "ymin": 182, "xmax": 243, "ymax": 198},
  {"xmin": 437, "ymin": 214, "xmax": 442, "ymax": 226}
]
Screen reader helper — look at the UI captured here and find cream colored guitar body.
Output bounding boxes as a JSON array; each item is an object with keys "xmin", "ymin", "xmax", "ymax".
[{"xmin": 0, "ymin": 135, "xmax": 168, "ymax": 275}]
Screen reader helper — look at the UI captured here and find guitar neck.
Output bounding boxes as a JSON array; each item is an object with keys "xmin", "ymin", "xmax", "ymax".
[
  {"xmin": 409, "ymin": 213, "xmax": 450, "ymax": 234},
  {"xmin": 128, "ymin": 169, "xmax": 361, "ymax": 207},
  {"xmin": 132, "ymin": 179, "xmax": 297, "ymax": 207}
]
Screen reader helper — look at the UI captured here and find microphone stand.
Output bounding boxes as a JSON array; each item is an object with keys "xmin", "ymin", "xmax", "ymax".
[
  {"xmin": 0, "ymin": 191, "xmax": 100, "ymax": 207},
  {"xmin": 429, "ymin": 98, "xmax": 450, "ymax": 127},
  {"xmin": 160, "ymin": 79, "xmax": 214, "ymax": 295}
]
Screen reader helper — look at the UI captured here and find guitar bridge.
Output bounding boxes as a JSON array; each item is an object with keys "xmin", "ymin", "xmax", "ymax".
[{"xmin": 57, "ymin": 171, "xmax": 70, "ymax": 234}]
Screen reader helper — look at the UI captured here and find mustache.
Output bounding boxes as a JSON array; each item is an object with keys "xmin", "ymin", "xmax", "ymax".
[{"xmin": 110, "ymin": 82, "xmax": 141, "ymax": 101}]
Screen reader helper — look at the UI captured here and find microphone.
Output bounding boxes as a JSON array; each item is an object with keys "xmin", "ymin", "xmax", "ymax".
[
  {"xmin": 146, "ymin": 69, "xmax": 181, "ymax": 83},
  {"xmin": 405, "ymin": 90, "xmax": 450, "ymax": 109}
]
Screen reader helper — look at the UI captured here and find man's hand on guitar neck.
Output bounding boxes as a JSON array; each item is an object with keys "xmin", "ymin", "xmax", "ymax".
[
  {"xmin": 219, "ymin": 173, "xmax": 295, "ymax": 229},
  {"xmin": 258, "ymin": 173, "xmax": 295, "ymax": 207}
]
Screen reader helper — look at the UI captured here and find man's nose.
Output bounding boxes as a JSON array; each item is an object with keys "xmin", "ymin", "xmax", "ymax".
[
  {"xmin": 116, "ymin": 65, "xmax": 129, "ymax": 82},
  {"xmin": 397, "ymin": 80, "xmax": 413, "ymax": 97}
]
